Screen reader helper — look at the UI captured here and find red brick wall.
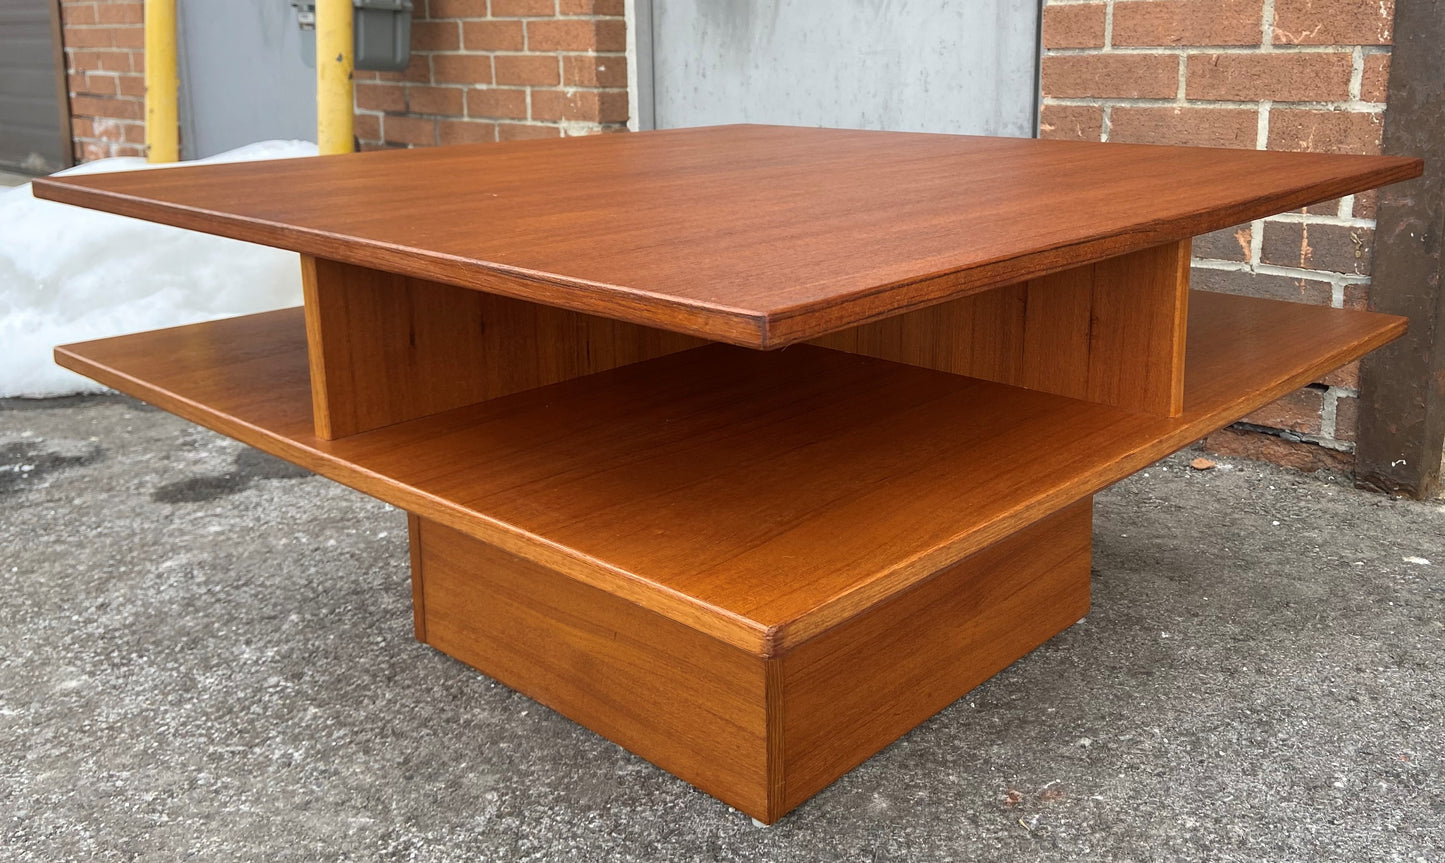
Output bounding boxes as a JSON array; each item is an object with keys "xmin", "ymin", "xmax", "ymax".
[
  {"xmin": 57, "ymin": 0, "xmax": 627, "ymax": 162},
  {"xmin": 59, "ymin": 0, "xmax": 146, "ymax": 161},
  {"xmin": 1041, "ymin": 0, "xmax": 1394, "ymax": 472},
  {"xmin": 353, "ymin": 0, "xmax": 629, "ymax": 148}
]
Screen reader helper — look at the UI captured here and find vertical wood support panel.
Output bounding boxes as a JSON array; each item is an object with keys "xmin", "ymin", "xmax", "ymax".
[
  {"xmin": 812, "ymin": 241, "xmax": 1191, "ymax": 416},
  {"xmin": 408, "ymin": 499, "xmax": 1091, "ymax": 823},
  {"xmin": 301, "ymin": 256, "xmax": 701, "ymax": 439}
]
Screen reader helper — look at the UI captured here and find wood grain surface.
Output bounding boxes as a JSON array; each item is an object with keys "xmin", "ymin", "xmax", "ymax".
[
  {"xmin": 411, "ymin": 500, "xmax": 1089, "ymax": 823},
  {"xmin": 303, "ymin": 256, "xmax": 699, "ymax": 438},
  {"xmin": 814, "ymin": 240, "xmax": 1190, "ymax": 415},
  {"xmin": 778, "ymin": 499, "xmax": 1092, "ymax": 814},
  {"xmin": 33, "ymin": 125, "xmax": 1421, "ymax": 348},
  {"xmin": 55, "ymin": 291, "xmax": 1404, "ymax": 656},
  {"xmin": 415, "ymin": 516, "xmax": 775, "ymax": 819}
]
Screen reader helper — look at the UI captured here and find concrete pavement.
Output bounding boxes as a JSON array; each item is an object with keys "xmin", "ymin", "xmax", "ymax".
[{"xmin": 2, "ymin": 395, "xmax": 1442, "ymax": 861}]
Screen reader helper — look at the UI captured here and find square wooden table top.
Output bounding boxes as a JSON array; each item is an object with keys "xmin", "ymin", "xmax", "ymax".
[{"xmin": 33, "ymin": 124, "xmax": 1420, "ymax": 348}]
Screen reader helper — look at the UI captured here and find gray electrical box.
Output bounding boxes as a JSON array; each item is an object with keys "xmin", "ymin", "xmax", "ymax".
[{"xmin": 294, "ymin": 0, "xmax": 413, "ymax": 72}]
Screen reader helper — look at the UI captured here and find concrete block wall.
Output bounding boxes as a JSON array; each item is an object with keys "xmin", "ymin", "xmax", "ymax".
[
  {"xmin": 1041, "ymin": 0, "xmax": 1396, "ymax": 472},
  {"xmin": 353, "ymin": 0, "xmax": 629, "ymax": 148},
  {"xmin": 59, "ymin": 0, "xmax": 146, "ymax": 161}
]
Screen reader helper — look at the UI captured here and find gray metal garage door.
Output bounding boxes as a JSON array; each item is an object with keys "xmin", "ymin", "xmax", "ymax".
[
  {"xmin": 638, "ymin": 0, "xmax": 1041, "ymax": 137},
  {"xmin": 177, "ymin": 0, "xmax": 316, "ymax": 159},
  {"xmin": 0, "ymin": 0, "xmax": 69, "ymax": 173}
]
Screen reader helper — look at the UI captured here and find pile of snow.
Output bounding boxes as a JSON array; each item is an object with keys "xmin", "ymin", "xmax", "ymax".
[{"xmin": 0, "ymin": 140, "xmax": 318, "ymax": 397}]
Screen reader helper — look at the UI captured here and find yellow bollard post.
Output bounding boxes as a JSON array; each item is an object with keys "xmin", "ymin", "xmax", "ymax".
[
  {"xmin": 316, "ymin": 0, "xmax": 356, "ymax": 155},
  {"xmin": 143, "ymin": 0, "xmax": 179, "ymax": 163}
]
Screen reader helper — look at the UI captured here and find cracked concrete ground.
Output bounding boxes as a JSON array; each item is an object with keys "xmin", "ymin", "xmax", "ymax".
[{"xmin": 1, "ymin": 395, "xmax": 1442, "ymax": 862}]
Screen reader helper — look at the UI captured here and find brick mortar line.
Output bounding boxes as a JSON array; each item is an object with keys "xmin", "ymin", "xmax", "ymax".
[
  {"xmin": 1321, "ymin": 389, "xmax": 1339, "ymax": 441},
  {"xmin": 380, "ymin": 109, "xmax": 554, "ymax": 120},
  {"xmin": 424, "ymin": 50, "xmax": 628, "ymax": 57},
  {"xmin": 372, "ymin": 83, "xmax": 624, "ymax": 92},
  {"xmin": 1042, "ymin": 45, "xmax": 1388, "ymax": 56},
  {"xmin": 433, "ymin": 13, "xmax": 622, "ymax": 17},
  {"xmin": 1296, "ymin": 432, "xmax": 1354, "ymax": 453},
  {"xmin": 560, "ymin": 120, "xmax": 604, "ymax": 136},
  {"xmin": 1249, "ymin": 217, "xmax": 1266, "ymax": 267},
  {"xmin": 1194, "ymin": 256, "xmax": 1374, "ymax": 281},
  {"xmin": 1192, "ymin": 257, "xmax": 1374, "ymax": 290},
  {"xmin": 1230, "ymin": 421, "xmax": 1356, "ymax": 453},
  {"xmin": 373, "ymin": 84, "xmax": 628, "ymax": 93},
  {"xmin": 1265, "ymin": 212, "xmax": 1377, "ymax": 229},
  {"xmin": 1042, "ymin": 96, "xmax": 1385, "ymax": 111},
  {"xmin": 459, "ymin": 19, "xmax": 623, "ymax": 24},
  {"xmin": 1349, "ymin": 47, "xmax": 1365, "ymax": 100}
]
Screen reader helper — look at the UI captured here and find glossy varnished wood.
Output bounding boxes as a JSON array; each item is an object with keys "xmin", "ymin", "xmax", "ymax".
[
  {"xmin": 32, "ymin": 125, "xmax": 1421, "ymax": 348},
  {"xmin": 814, "ymin": 241, "xmax": 1190, "ymax": 415},
  {"xmin": 414, "ymin": 516, "xmax": 775, "ymax": 819},
  {"xmin": 778, "ymin": 500, "xmax": 1092, "ymax": 814},
  {"xmin": 302, "ymin": 256, "xmax": 699, "ymax": 438},
  {"xmin": 410, "ymin": 500, "xmax": 1089, "ymax": 823},
  {"xmin": 54, "ymin": 292, "xmax": 1403, "ymax": 656}
]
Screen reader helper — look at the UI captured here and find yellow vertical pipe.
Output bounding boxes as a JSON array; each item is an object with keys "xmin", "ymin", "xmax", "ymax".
[
  {"xmin": 143, "ymin": 0, "xmax": 179, "ymax": 163},
  {"xmin": 317, "ymin": 0, "xmax": 355, "ymax": 154}
]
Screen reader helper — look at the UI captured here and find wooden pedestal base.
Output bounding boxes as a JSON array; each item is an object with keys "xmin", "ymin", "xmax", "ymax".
[{"xmin": 408, "ymin": 499, "xmax": 1093, "ymax": 823}]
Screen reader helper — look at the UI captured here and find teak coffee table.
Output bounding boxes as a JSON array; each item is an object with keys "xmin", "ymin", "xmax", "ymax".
[{"xmin": 34, "ymin": 125, "xmax": 1421, "ymax": 823}]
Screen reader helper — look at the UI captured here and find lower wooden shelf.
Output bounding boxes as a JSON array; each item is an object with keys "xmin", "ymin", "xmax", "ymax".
[
  {"xmin": 54, "ymin": 289, "xmax": 1403, "ymax": 821},
  {"xmin": 54, "ymin": 290, "xmax": 1403, "ymax": 655}
]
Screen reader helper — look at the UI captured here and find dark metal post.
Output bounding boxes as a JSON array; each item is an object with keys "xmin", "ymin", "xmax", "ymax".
[{"xmin": 1356, "ymin": 0, "xmax": 1445, "ymax": 498}]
